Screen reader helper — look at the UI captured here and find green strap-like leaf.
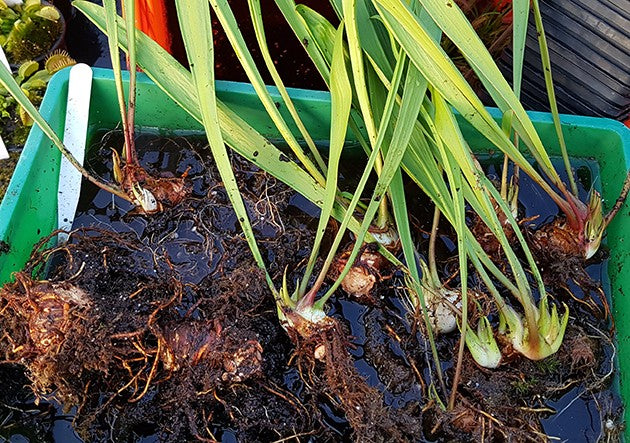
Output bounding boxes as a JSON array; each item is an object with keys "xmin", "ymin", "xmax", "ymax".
[
  {"xmin": 123, "ymin": 0, "xmax": 137, "ymax": 161},
  {"xmin": 248, "ymin": 0, "xmax": 327, "ymax": 174},
  {"xmin": 208, "ymin": 0, "xmax": 325, "ymax": 185},
  {"xmin": 73, "ymin": 3, "xmax": 336, "ymax": 222},
  {"xmin": 431, "ymin": 92, "xmax": 468, "ymax": 410},
  {"xmin": 352, "ymin": 0, "xmax": 394, "ymax": 79},
  {"xmin": 295, "ymin": 4, "xmax": 337, "ymax": 69},
  {"xmin": 511, "ymin": 0, "xmax": 529, "ymax": 99},
  {"xmin": 530, "ymin": 0, "xmax": 577, "ymax": 195},
  {"xmin": 103, "ymin": 0, "xmax": 131, "ymax": 156},
  {"xmin": 275, "ymin": 0, "xmax": 332, "ymax": 85},
  {"xmin": 0, "ymin": 63, "xmax": 129, "ymax": 201},
  {"xmin": 343, "ymin": 0, "xmax": 378, "ymax": 148},
  {"xmin": 299, "ymin": 22, "xmax": 352, "ymax": 297},
  {"xmin": 372, "ymin": 0, "xmax": 572, "ymax": 212}
]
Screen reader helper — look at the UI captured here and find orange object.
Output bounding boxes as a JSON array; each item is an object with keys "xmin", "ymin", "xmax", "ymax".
[
  {"xmin": 130, "ymin": 0, "xmax": 186, "ymax": 64},
  {"xmin": 134, "ymin": 0, "xmax": 171, "ymax": 53},
  {"xmin": 492, "ymin": 0, "xmax": 512, "ymax": 10}
]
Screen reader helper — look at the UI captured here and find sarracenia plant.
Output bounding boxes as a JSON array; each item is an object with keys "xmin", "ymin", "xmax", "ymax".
[
  {"xmin": 76, "ymin": 1, "xmax": 408, "ymax": 316},
  {"xmin": 75, "ymin": 0, "xmax": 572, "ymax": 412},
  {"xmin": 76, "ymin": 0, "xmax": 572, "ymax": 361},
  {"xmin": 173, "ymin": 7, "xmax": 409, "ymax": 436},
  {"xmin": 104, "ymin": 0, "xmax": 189, "ymax": 213},
  {"xmin": 287, "ymin": 1, "xmax": 569, "ymax": 390},
  {"xmin": 0, "ymin": 0, "xmax": 191, "ymax": 215},
  {"xmin": 371, "ymin": 0, "xmax": 630, "ymax": 260},
  {"xmin": 179, "ymin": 0, "xmax": 404, "ymax": 304},
  {"xmin": 74, "ymin": 1, "xmax": 395, "ymax": 257}
]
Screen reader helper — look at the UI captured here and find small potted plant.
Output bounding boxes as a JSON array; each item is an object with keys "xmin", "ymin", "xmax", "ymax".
[
  {"xmin": 0, "ymin": 50, "xmax": 74, "ymax": 200},
  {"xmin": 0, "ymin": 0, "xmax": 66, "ymax": 68}
]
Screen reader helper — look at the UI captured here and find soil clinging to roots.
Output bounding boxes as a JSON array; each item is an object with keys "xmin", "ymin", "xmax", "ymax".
[
  {"xmin": 0, "ymin": 133, "xmax": 622, "ymax": 442},
  {"xmin": 0, "ymin": 133, "xmax": 419, "ymax": 442}
]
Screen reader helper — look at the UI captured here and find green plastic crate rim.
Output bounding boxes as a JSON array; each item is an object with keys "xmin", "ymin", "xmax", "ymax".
[{"xmin": 0, "ymin": 67, "xmax": 629, "ymax": 436}]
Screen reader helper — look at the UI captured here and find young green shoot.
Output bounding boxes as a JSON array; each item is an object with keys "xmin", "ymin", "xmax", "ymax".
[
  {"xmin": 284, "ymin": 22, "xmax": 352, "ymax": 326},
  {"xmin": 432, "ymin": 89, "xmax": 569, "ymax": 362},
  {"xmin": 464, "ymin": 316, "xmax": 501, "ymax": 369}
]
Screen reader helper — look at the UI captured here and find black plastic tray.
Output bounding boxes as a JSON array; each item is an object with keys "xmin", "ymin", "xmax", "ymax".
[{"xmin": 499, "ymin": 0, "xmax": 630, "ymax": 120}]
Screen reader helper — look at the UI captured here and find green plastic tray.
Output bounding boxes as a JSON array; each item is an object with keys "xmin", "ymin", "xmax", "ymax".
[{"xmin": 1, "ymin": 67, "xmax": 629, "ymax": 437}]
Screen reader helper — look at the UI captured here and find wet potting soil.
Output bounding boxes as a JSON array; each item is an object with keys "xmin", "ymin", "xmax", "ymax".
[{"xmin": 0, "ymin": 131, "xmax": 624, "ymax": 442}]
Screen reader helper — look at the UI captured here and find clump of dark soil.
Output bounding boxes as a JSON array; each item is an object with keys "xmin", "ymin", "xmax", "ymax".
[
  {"xmin": 0, "ymin": 132, "xmax": 424, "ymax": 442},
  {"xmin": 0, "ymin": 229, "xmax": 293, "ymax": 441},
  {"xmin": 0, "ymin": 133, "xmax": 621, "ymax": 442},
  {"xmin": 288, "ymin": 312, "xmax": 420, "ymax": 442},
  {"xmin": 421, "ymin": 320, "xmax": 615, "ymax": 442}
]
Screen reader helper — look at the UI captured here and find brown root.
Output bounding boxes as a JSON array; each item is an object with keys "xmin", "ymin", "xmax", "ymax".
[
  {"xmin": 116, "ymin": 158, "xmax": 191, "ymax": 213},
  {"xmin": 0, "ymin": 229, "xmax": 275, "ymax": 441},
  {"xmin": 468, "ymin": 207, "xmax": 528, "ymax": 263},
  {"xmin": 329, "ymin": 243, "xmax": 392, "ymax": 303},
  {"xmin": 425, "ymin": 394, "xmax": 543, "ymax": 443},
  {"xmin": 1, "ymin": 275, "xmax": 90, "ymax": 355},
  {"xmin": 426, "ymin": 320, "xmax": 613, "ymax": 442},
  {"xmin": 158, "ymin": 320, "xmax": 263, "ymax": 383},
  {"xmin": 528, "ymin": 217, "xmax": 612, "ymax": 320},
  {"xmin": 531, "ymin": 217, "xmax": 582, "ymax": 264},
  {"xmin": 289, "ymin": 316, "xmax": 406, "ymax": 442}
]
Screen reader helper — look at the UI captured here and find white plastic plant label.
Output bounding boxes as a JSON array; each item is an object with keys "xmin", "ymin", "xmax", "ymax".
[
  {"xmin": 57, "ymin": 64, "xmax": 93, "ymax": 242},
  {"xmin": 0, "ymin": 46, "xmax": 10, "ymax": 160}
]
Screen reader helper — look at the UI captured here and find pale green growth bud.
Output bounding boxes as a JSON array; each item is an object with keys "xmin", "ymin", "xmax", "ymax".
[
  {"xmin": 499, "ymin": 298, "xmax": 569, "ymax": 361},
  {"xmin": 369, "ymin": 224, "xmax": 399, "ymax": 250},
  {"xmin": 412, "ymin": 260, "xmax": 461, "ymax": 335},
  {"xmin": 465, "ymin": 317, "xmax": 501, "ymax": 368},
  {"xmin": 584, "ymin": 190, "xmax": 604, "ymax": 259},
  {"xmin": 507, "ymin": 173, "xmax": 520, "ymax": 220},
  {"xmin": 276, "ymin": 270, "xmax": 329, "ymax": 336},
  {"xmin": 131, "ymin": 183, "xmax": 158, "ymax": 213}
]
